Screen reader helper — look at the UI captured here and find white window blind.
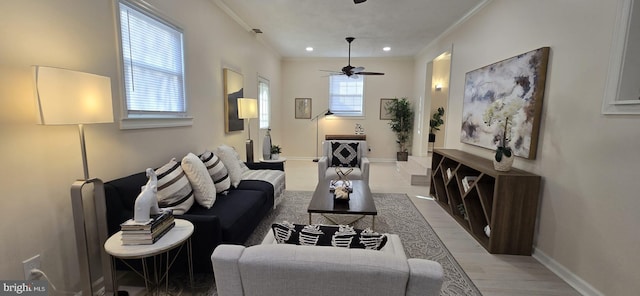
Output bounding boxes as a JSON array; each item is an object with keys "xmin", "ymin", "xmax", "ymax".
[
  {"xmin": 329, "ymin": 75, "xmax": 364, "ymax": 116},
  {"xmin": 119, "ymin": 1, "xmax": 186, "ymax": 117},
  {"xmin": 258, "ymin": 77, "xmax": 270, "ymax": 129}
]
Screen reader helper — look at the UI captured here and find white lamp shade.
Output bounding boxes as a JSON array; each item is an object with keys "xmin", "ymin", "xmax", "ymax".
[
  {"xmin": 34, "ymin": 66, "xmax": 114, "ymax": 125},
  {"xmin": 237, "ymin": 98, "xmax": 258, "ymax": 119}
]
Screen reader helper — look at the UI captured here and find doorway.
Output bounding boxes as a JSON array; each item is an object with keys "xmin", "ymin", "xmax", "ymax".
[{"xmin": 423, "ymin": 51, "xmax": 451, "ymax": 154}]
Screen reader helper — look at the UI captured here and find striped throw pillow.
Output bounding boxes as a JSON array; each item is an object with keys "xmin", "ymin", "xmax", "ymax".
[
  {"xmin": 155, "ymin": 158, "xmax": 194, "ymax": 215},
  {"xmin": 199, "ymin": 150, "xmax": 231, "ymax": 193}
]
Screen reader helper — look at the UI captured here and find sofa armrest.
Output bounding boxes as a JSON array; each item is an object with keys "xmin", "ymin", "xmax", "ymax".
[
  {"xmin": 245, "ymin": 162, "xmax": 284, "ymax": 171},
  {"xmin": 406, "ymin": 259, "xmax": 444, "ymax": 296},
  {"xmin": 360, "ymin": 157, "xmax": 370, "ymax": 184},
  {"xmin": 317, "ymin": 156, "xmax": 329, "ymax": 182},
  {"xmin": 212, "ymin": 244, "xmax": 246, "ymax": 296}
]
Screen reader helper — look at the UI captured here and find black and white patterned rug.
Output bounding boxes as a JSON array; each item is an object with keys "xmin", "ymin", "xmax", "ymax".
[{"xmin": 134, "ymin": 190, "xmax": 482, "ymax": 295}]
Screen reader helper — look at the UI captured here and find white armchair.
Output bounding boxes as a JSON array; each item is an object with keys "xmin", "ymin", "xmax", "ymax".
[{"xmin": 318, "ymin": 140, "xmax": 370, "ymax": 184}]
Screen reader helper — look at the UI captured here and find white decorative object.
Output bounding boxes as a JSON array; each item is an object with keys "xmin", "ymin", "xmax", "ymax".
[
  {"xmin": 492, "ymin": 154, "xmax": 514, "ymax": 172},
  {"xmin": 484, "ymin": 225, "xmax": 491, "ymax": 237},
  {"xmin": 134, "ymin": 168, "xmax": 161, "ymax": 223},
  {"xmin": 263, "ymin": 128, "xmax": 272, "ymax": 160}
]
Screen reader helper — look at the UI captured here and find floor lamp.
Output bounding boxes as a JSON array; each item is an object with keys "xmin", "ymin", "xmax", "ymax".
[
  {"xmin": 238, "ymin": 98, "xmax": 258, "ymax": 163},
  {"xmin": 34, "ymin": 66, "xmax": 117, "ymax": 296},
  {"xmin": 311, "ymin": 109, "xmax": 333, "ymax": 162}
]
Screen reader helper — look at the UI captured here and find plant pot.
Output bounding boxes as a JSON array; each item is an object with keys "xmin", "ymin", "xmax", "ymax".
[
  {"xmin": 428, "ymin": 133, "xmax": 436, "ymax": 142},
  {"xmin": 493, "ymin": 154, "xmax": 514, "ymax": 171},
  {"xmin": 271, "ymin": 153, "xmax": 279, "ymax": 160},
  {"xmin": 397, "ymin": 152, "xmax": 409, "ymax": 161}
]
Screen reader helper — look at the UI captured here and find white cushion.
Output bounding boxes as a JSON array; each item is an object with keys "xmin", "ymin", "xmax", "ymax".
[
  {"xmin": 155, "ymin": 158, "xmax": 194, "ymax": 215},
  {"xmin": 199, "ymin": 150, "xmax": 231, "ymax": 193},
  {"xmin": 181, "ymin": 153, "xmax": 216, "ymax": 208},
  {"xmin": 215, "ymin": 145, "xmax": 248, "ymax": 187}
]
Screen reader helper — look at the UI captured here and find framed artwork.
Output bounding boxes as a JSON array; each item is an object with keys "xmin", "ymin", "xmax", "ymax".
[
  {"xmin": 223, "ymin": 68, "xmax": 244, "ymax": 133},
  {"xmin": 295, "ymin": 98, "xmax": 312, "ymax": 119},
  {"xmin": 380, "ymin": 98, "xmax": 394, "ymax": 120},
  {"xmin": 460, "ymin": 47, "xmax": 550, "ymax": 159}
]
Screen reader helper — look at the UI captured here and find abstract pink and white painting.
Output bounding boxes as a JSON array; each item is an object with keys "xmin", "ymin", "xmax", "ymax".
[{"xmin": 460, "ymin": 47, "xmax": 550, "ymax": 159}]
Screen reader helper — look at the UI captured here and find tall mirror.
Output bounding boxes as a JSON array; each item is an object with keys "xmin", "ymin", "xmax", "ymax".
[{"xmin": 602, "ymin": 0, "xmax": 640, "ymax": 114}]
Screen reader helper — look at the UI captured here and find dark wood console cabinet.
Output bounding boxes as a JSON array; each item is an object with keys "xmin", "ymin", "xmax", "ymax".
[{"xmin": 430, "ymin": 149, "xmax": 541, "ymax": 255}]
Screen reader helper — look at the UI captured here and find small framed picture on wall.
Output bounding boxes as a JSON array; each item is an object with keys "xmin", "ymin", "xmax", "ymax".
[
  {"xmin": 295, "ymin": 98, "xmax": 312, "ymax": 119},
  {"xmin": 380, "ymin": 98, "xmax": 394, "ymax": 120}
]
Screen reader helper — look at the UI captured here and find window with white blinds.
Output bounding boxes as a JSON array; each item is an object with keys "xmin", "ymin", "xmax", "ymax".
[
  {"xmin": 258, "ymin": 77, "xmax": 270, "ymax": 129},
  {"xmin": 329, "ymin": 75, "xmax": 364, "ymax": 116},
  {"xmin": 119, "ymin": 0, "xmax": 187, "ymax": 118}
]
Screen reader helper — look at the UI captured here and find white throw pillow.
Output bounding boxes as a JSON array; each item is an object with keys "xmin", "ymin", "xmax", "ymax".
[
  {"xmin": 155, "ymin": 158, "xmax": 194, "ymax": 215},
  {"xmin": 215, "ymin": 145, "xmax": 249, "ymax": 187},
  {"xmin": 199, "ymin": 150, "xmax": 231, "ymax": 194},
  {"xmin": 181, "ymin": 153, "xmax": 216, "ymax": 208}
]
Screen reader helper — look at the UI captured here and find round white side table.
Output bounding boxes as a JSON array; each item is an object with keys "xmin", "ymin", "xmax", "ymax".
[
  {"xmin": 260, "ymin": 156, "xmax": 287, "ymax": 163},
  {"xmin": 104, "ymin": 219, "xmax": 194, "ymax": 294}
]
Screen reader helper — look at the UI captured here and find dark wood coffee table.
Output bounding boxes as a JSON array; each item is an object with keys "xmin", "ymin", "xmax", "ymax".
[{"xmin": 307, "ymin": 180, "xmax": 377, "ymax": 230}]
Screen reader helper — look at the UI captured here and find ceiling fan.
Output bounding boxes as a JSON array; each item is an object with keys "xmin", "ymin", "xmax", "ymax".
[
  {"xmin": 325, "ymin": 37, "xmax": 385, "ymax": 79},
  {"xmin": 354, "ymin": 0, "xmax": 367, "ymax": 3}
]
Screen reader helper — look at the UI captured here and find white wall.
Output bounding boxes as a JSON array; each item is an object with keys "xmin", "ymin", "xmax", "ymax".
[
  {"xmin": 415, "ymin": 0, "xmax": 640, "ymax": 295},
  {"xmin": 0, "ymin": 0, "xmax": 281, "ymax": 288},
  {"xmin": 281, "ymin": 57, "xmax": 414, "ymax": 160}
]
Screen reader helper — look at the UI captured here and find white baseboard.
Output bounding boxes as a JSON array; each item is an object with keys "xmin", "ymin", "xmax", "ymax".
[{"xmin": 532, "ymin": 247, "xmax": 604, "ymax": 296}]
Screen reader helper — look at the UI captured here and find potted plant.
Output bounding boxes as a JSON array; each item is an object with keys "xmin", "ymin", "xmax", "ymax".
[
  {"xmin": 429, "ymin": 107, "xmax": 445, "ymax": 143},
  {"xmin": 483, "ymin": 98, "xmax": 523, "ymax": 171},
  {"xmin": 270, "ymin": 144, "xmax": 282, "ymax": 160},
  {"xmin": 386, "ymin": 97, "xmax": 414, "ymax": 161}
]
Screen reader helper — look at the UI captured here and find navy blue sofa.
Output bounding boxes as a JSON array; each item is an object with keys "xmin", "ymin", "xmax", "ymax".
[{"xmin": 104, "ymin": 162, "xmax": 283, "ymax": 273}]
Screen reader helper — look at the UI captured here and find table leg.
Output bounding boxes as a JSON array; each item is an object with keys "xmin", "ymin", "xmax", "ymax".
[
  {"xmin": 142, "ymin": 258, "xmax": 150, "ymax": 293},
  {"xmin": 188, "ymin": 238, "xmax": 194, "ymax": 291},
  {"xmin": 165, "ymin": 251, "xmax": 169, "ymax": 294},
  {"xmin": 372, "ymin": 215, "xmax": 376, "ymax": 231}
]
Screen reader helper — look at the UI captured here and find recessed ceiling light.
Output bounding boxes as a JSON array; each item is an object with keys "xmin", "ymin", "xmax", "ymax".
[
  {"xmin": 306, "ymin": 47, "xmax": 314, "ymax": 52},
  {"xmin": 383, "ymin": 47, "xmax": 391, "ymax": 52}
]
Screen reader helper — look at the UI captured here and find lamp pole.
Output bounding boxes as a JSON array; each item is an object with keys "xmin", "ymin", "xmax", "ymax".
[{"xmin": 310, "ymin": 109, "xmax": 333, "ymax": 162}]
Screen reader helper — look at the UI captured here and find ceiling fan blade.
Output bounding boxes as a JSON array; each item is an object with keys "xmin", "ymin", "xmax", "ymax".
[
  {"xmin": 358, "ymin": 72, "xmax": 385, "ymax": 76},
  {"xmin": 350, "ymin": 74, "xmax": 359, "ymax": 79},
  {"xmin": 351, "ymin": 66, "xmax": 365, "ymax": 73},
  {"xmin": 354, "ymin": 0, "xmax": 367, "ymax": 4}
]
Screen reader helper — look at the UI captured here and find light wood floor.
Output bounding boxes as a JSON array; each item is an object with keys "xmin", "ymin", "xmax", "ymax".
[{"xmin": 287, "ymin": 159, "xmax": 581, "ymax": 296}]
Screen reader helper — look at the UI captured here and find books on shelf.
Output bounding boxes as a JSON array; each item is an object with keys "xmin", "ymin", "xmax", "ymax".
[
  {"xmin": 446, "ymin": 168, "xmax": 453, "ymax": 180},
  {"xmin": 462, "ymin": 176, "xmax": 478, "ymax": 192},
  {"xmin": 120, "ymin": 210, "xmax": 175, "ymax": 245}
]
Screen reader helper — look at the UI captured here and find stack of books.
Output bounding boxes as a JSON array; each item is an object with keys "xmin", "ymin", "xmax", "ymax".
[{"xmin": 120, "ymin": 210, "xmax": 175, "ymax": 245}]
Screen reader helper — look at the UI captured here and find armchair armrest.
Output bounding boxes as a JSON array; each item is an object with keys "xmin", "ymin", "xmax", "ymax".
[
  {"xmin": 360, "ymin": 157, "xmax": 370, "ymax": 184},
  {"xmin": 318, "ymin": 156, "xmax": 329, "ymax": 183},
  {"xmin": 406, "ymin": 259, "xmax": 444, "ymax": 296},
  {"xmin": 212, "ymin": 245, "xmax": 246, "ymax": 296}
]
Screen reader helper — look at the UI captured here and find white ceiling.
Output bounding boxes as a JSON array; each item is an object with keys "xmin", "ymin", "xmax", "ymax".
[{"xmin": 214, "ymin": 0, "xmax": 486, "ymax": 58}]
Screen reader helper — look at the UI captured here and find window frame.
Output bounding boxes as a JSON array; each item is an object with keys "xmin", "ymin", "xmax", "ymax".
[
  {"xmin": 116, "ymin": 0, "xmax": 193, "ymax": 129},
  {"xmin": 329, "ymin": 75, "xmax": 365, "ymax": 117},
  {"xmin": 258, "ymin": 76, "xmax": 270, "ymax": 129}
]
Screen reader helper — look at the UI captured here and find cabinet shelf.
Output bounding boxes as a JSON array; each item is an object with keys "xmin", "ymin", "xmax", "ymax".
[{"xmin": 430, "ymin": 149, "xmax": 541, "ymax": 255}]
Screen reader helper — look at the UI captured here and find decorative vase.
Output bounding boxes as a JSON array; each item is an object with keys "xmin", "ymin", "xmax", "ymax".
[
  {"xmin": 493, "ymin": 154, "xmax": 514, "ymax": 171},
  {"xmin": 271, "ymin": 153, "xmax": 279, "ymax": 160},
  {"xmin": 263, "ymin": 129, "xmax": 272, "ymax": 160}
]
